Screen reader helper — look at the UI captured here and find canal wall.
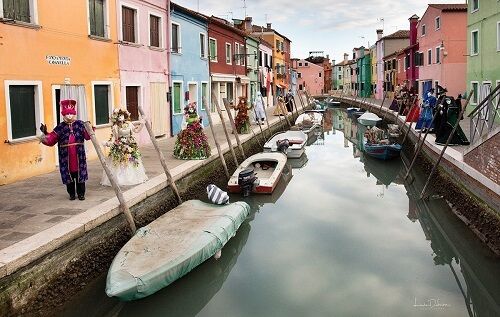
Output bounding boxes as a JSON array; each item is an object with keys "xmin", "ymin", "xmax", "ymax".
[
  {"xmin": 0, "ymin": 109, "xmax": 298, "ymax": 316},
  {"xmin": 334, "ymin": 97, "xmax": 500, "ymax": 256}
]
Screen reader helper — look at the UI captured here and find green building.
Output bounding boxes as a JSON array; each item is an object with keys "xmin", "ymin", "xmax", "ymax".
[
  {"xmin": 246, "ymin": 36, "xmax": 260, "ymax": 104},
  {"xmin": 357, "ymin": 47, "xmax": 372, "ymax": 97},
  {"xmin": 466, "ymin": 0, "xmax": 500, "ymax": 112}
]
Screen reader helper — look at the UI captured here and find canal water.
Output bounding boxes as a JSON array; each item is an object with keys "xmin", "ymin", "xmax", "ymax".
[{"xmin": 56, "ymin": 109, "xmax": 500, "ymax": 317}]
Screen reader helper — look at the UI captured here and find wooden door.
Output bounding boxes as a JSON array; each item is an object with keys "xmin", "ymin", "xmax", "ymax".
[
  {"xmin": 126, "ymin": 86, "xmax": 139, "ymax": 121},
  {"xmin": 150, "ymin": 82, "xmax": 168, "ymax": 136}
]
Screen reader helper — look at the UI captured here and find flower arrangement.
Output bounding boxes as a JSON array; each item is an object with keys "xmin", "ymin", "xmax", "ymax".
[
  {"xmin": 111, "ymin": 108, "xmax": 131, "ymax": 124},
  {"xmin": 107, "ymin": 108, "xmax": 141, "ymax": 167},
  {"xmin": 173, "ymin": 102, "xmax": 210, "ymax": 159}
]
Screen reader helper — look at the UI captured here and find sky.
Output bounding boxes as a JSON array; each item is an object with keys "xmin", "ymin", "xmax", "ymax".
[{"xmin": 173, "ymin": 0, "xmax": 467, "ymax": 64}]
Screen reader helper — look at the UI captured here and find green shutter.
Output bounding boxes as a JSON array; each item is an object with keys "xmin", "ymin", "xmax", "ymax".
[
  {"xmin": 89, "ymin": 0, "xmax": 105, "ymax": 37},
  {"xmin": 10, "ymin": 86, "xmax": 36, "ymax": 139},
  {"xmin": 3, "ymin": 0, "xmax": 30, "ymax": 22},
  {"xmin": 89, "ymin": 0, "xmax": 96, "ymax": 35},
  {"xmin": 173, "ymin": 83, "xmax": 181, "ymax": 114},
  {"xmin": 95, "ymin": 85, "xmax": 109, "ymax": 125},
  {"xmin": 3, "ymin": 0, "xmax": 15, "ymax": 19},
  {"xmin": 201, "ymin": 83, "xmax": 207, "ymax": 110}
]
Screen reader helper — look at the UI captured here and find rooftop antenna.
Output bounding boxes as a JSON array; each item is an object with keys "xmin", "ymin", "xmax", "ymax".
[
  {"xmin": 243, "ymin": 0, "xmax": 247, "ymax": 18},
  {"xmin": 378, "ymin": 17, "xmax": 385, "ymax": 30}
]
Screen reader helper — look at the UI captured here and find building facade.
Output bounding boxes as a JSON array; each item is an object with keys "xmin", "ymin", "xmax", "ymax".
[
  {"xmin": 258, "ymin": 38, "xmax": 274, "ymax": 107},
  {"xmin": 245, "ymin": 36, "xmax": 260, "ymax": 104},
  {"xmin": 0, "ymin": 0, "xmax": 121, "ymax": 184},
  {"xmin": 370, "ymin": 45, "xmax": 377, "ymax": 97},
  {"xmin": 417, "ymin": 4, "xmax": 467, "ymax": 98},
  {"xmin": 170, "ymin": 3, "xmax": 209, "ymax": 135},
  {"xmin": 293, "ymin": 59, "xmax": 324, "ymax": 95},
  {"xmin": 357, "ymin": 48, "xmax": 372, "ymax": 97},
  {"xmin": 118, "ymin": 0, "xmax": 170, "ymax": 141},
  {"xmin": 466, "ymin": 0, "xmax": 500, "ymax": 110}
]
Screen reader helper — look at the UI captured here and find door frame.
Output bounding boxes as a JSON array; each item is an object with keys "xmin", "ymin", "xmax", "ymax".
[{"xmin": 51, "ymin": 85, "xmax": 61, "ymax": 166}]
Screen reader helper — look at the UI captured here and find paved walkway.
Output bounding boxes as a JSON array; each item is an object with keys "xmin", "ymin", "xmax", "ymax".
[{"xmin": 0, "ymin": 96, "xmax": 306, "ymax": 252}]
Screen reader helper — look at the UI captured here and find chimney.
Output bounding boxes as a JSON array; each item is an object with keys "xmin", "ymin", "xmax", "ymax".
[
  {"xmin": 266, "ymin": 23, "xmax": 272, "ymax": 29},
  {"xmin": 409, "ymin": 14, "xmax": 419, "ymax": 46},
  {"xmin": 244, "ymin": 16, "xmax": 253, "ymax": 32},
  {"xmin": 376, "ymin": 29, "xmax": 383, "ymax": 41},
  {"xmin": 344, "ymin": 53, "xmax": 348, "ymax": 62}
]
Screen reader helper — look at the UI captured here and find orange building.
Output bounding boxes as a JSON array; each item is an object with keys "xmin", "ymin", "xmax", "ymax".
[{"xmin": 0, "ymin": 0, "xmax": 121, "ymax": 184}]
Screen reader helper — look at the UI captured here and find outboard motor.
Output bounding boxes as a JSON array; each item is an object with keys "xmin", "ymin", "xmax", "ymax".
[
  {"xmin": 238, "ymin": 167, "xmax": 256, "ymax": 197},
  {"xmin": 276, "ymin": 139, "xmax": 290, "ymax": 154}
]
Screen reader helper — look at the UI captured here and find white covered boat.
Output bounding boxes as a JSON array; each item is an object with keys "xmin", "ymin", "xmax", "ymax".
[
  {"xmin": 357, "ymin": 112, "xmax": 382, "ymax": 126},
  {"xmin": 105, "ymin": 200, "xmax": 250, "ymax": 301},
  {"xmin": 263, "ymin": 130, "xmax": 308, "ymax": 158},
  {"xmin": 295, "ymin": 112, "xmax": 323, "ymax": 136},
  {"xmin": 228, "ymin": 152, "xmax": 287, "ymax": 195}
]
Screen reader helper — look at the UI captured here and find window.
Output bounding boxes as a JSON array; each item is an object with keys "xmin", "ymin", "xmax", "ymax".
[
  {"xmin": 172, "ymin": 82, "xmax": 182, "ymax": 114},
  {"xmin": 209, "ymin": 38, "xmax": 217, "ymax": 61},
  {"xmin": 199, "ymin": 33, "xmax": 207, "ymax": 58},
  {"xmin": 305, "ymin": 62, "xmax": 309, "ymax": 66},
  {"xmin": 435, "ymin": 16, "xmax": 440, "ymax": 30},
  {"xmin": 421, "ymin": 24, "xmax": 426, "ymax": 36},
  {"xmin": 497, "ymin": 21, "xmax": 500, "ymax": 51},
  {"xmin": 125, "ymin": 86, "xmax": 139, "ymax": 121},
  {"xmin": 471, "ymin": 82, "xmax": 479, "ymax": 105},
  {"xmin": 259, "ymin": 51, "xmax": 263, "ymax": 67},
  {"xmin": 225, "ymin": 43, "xmax": 232, "ymax": 64},
  {"xmin": 428, "ymin": 49, "xmax": 432, "ymax": 64},
  {"xmin": 5, "ymin": 82, "xmax": 43, "ymax": 140},
  {"xmin": 298, "ymin": 62, "xmax": 302, "ymax": 67},
  {"xmin": 201, "ymin": 82, "xmax": 208, "ymax": 110},
  {"xmin": 235, "ymin": 43, "xmax": 240, "ymax": 65},
  {"xmin": 276, "ymin": 39, "xmax": 280, "ymax": 51},
  {"xmin": 264, "ymin": 53, "xmax": 269, "ymax": 67},
  {"xmin": 239, "ymin": 44, "xmax": 245, "ymax": 65},
  {"xmin": 226, "ymin": 82, "xmax": 233, "ymax": 103},
  {"xmin": 471, "ymin": 30, "xmax": 479, "ymax": 55},
  {"xmin": 298, "ymin": 72, "xmax": 302, "ymax": 78},
  {"xmin": 319, "ymin": 73, "xmax": 322, "ymax": 78},
  {"xmin": 171, "ymin": 22, "xmax": 181, "ymax": 53},
  {"xmin": 2, "ymin": 0, "xmax": 34, "ymax": 23},
  {"xmin": 149, "ymin": 15, "xmax": 160, "ymax": 48},
  {"xmin": 471, "ymin": 0, "xmax": 479, "ymax": 13},
  {"xmin": 122, "ymin": 6, "xmax": 136, "ymax": 43},
  {"xmin": 436, "ymin": 46, "xmax": 441, "ymax": 63},
  {"xmin": 93, "ymin": 84, "xmax": 112, "ymax": 125},
  {"xmin": 89, "ymin": 0, "xmax": 106, "ymax": 37}
]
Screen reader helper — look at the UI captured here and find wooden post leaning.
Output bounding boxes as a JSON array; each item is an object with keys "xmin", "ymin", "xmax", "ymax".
[
  {"xmin": 212, "ymin": 93, "xmax": 238, "ymax": 167},
  {"xmin": 222, "ymin": 98, "xmax": 246, "ymax": 159},
  {"xmin": 204, "ymin": 102, "xmax": 230, "ymax": 179},
  {"xmin": 261, "ymin": 95, "xmax": 272, "ymax": 139},
  {"xmin": 377, "ymin": 92, "xmax": 388, "ymax": 116},
  {"xmin": 84, "ymin": 122, "xmax": 137, "ymax": 234},
  {"xmin": 278, "ymin": 98, "xmax": 292, "ymax": 128},
  {"xmin": 419, "ymin": 91, "xmax": 473, "ymax": 199},
  {"xmin": 250, "ymin": 101, "xmax": 265, "ymax": 146},
  {"xmin": 298, "ymin": 91, "xmax": 307, "ymax": 111},
  {"xmin": 401, "ymin": 95, "xmax": 419, "ymax": 144},
  {"xmin": 138, "ymin": 106, "xmax": 182, "ymax": 204}
]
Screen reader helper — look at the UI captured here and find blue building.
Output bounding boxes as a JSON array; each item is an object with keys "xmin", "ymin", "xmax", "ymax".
[{"xmin": 170, "ymin": 3, "xmax": 210, "ymax": 135}]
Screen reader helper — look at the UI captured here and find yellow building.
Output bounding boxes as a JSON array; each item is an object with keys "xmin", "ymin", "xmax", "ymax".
[
  {"xmin": 370, "ymin": 45, "xmax": 377, "ymax": 97},
  {"xmin": 252, "ymin": 23, "xmax": 288, "ymax": 97},
  {"xmin": 0, "ymin": 0, "xmax": 120, "ymax": 184}
]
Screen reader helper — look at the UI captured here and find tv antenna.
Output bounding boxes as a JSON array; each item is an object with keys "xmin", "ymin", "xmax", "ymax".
[
  {"xmin": 378, "ymin": 18, "xmax": 385, "ymax": 30},
  {"xmin": 243, "ymin": 0, "xmax": 247, "ymax": 18}
]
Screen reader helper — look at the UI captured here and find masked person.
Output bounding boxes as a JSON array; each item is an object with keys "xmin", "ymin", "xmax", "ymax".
[
  {"xmin": 253, "ymin": 91, "xmax": 267, "ymax": 125},
  {"xmin": 40, "ymin": 99, "xmax": 92, "ymax": 200}
]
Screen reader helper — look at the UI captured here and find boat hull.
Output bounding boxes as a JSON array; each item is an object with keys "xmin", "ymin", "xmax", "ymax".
[
  {"xmin": 364, "ymin": 143, "xmax": 402, "ymax": 160},
  {"xmin": 263, "ymin": 131, "xmax": 307, "ymax": 159},
  {"xmin": 105, "ymin": 200, "xmax": 250, "ymax": 301}
]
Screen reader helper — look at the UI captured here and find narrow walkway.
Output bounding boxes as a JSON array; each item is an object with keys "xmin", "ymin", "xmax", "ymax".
[{"xmin": 0, "ymin": 96, "xmax": 306, "ymax": 262}]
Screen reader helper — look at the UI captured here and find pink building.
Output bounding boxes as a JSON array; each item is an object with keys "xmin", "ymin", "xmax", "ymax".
[
  {"xmin": 417, "ymin": 4, "xmax": 467, "ymax": 97},
  {"xmin": 292, "ymin": 58, "xmax": 324, "ymax": 95},
  {"xmin": 117, "ymin": 0, "xmax": 170, "ymax": 144}
]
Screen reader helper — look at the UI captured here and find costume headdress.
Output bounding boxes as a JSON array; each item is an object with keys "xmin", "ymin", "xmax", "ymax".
[
  {"xmin": 60, "ymin": 99, "xmax": 77, "ymax": 116},
  {"xmin": 110, "ymin": 108, "xmax": 131, "ymax": 123}
]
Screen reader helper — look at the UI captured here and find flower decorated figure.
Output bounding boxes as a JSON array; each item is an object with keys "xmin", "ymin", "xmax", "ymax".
[
  {"xmin": 101, "ymin": 108, "xmax": 148, "ymax": 186},
  {"xmin": 173, "ymin": 102, "xmax": 211, "ymax": 160},
  {"xmin": 232, "ymin": 96, "xmax": 251, "ymax": 134}
]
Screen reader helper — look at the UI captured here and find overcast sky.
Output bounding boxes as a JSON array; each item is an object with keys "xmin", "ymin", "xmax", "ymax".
[{"xmin": 173, "ymin": 0, "xmax": 467, "ymax": 63}]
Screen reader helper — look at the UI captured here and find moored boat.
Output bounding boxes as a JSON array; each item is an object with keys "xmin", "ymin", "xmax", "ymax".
[
  {"xmin": 364, "ymin": 143, "xmax": 402, "ymax": 160},
  {"xmin": 228, "ymin": 152, "xmax": 287, "ymax": 195},
  {"xmin": 263, "ymin": 130, "xmax": 308, "ymax": 158},
  {"xmin": 357, "ymin": 112, "xmax": 382, "ymax": 127},
  {"xmin": 105, "ymin": 200, "xmax": 250, "ymax": 301}
]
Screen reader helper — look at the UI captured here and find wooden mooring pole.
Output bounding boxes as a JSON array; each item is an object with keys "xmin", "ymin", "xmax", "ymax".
[
  {"xmin": 138, "ymin": 106, "xmax": 182, "ymax": 204},
  {"xmin": 261, "ymin": 95, "xmax": 272, "ymax": 139},
  {"xmin": 222, "ymin": 98, "xmax": 246, "ymax": 159},
  {"xmin": 205, "ymin": 102, "xmax": 230, "ymax": 179},
  {"xmin": 377, "ymin": 92, "xmax": 388, "ymax": 116},
  {"xmin": 212, "ymin": 93, "xmax": 238, "ymax": 167},
  {"xmin": 84, "ymin": 122, "xmax": 136, "ymax": 234},
  {"xmin": 419, "ymin": 91, "xmax": 473, "ymax": 199},
  {"xmin": 401, "ymin": 95, "xmax": 419, "ymax": 144}
]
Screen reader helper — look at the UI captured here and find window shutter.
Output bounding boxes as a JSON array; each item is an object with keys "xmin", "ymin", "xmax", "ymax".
[
  {"xmin": 126, "ymin": 87, "xmax": 139, "ymax": 121},
  {"xmin": 150, "ymin": 15, "xmax": 160, "ymax": 47},
  {"xmin": 3, "ymin": 0, "xmax": 15, "ymax": 19},
  {"xmin": 94, "ymin": 85, "xmax": 109, "ymax": 125},
  {"xmin": 122, "ymin": 7, "xmax": 135, "ymax": 42},
  {"xmin": 95, "ymin": 0, "xmax": 105, "ymax": 37},
  {"xmin": 10, "ymin": 86, "xmax": 36, "ymax": 139},
  {"xmin": 173, "ymin": 83, "xmax": 181, "ymax": 113},
  {"xmin": 172, "ymin": 24, "xmax": 179, "ymax": 52},
  {"xmin": 89, "ymin": 0, "xmax": 96, "ymax": 35}
]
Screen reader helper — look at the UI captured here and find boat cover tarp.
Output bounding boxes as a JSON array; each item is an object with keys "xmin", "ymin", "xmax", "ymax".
[{"xmin": 106, "ymin": 200, "xmax": 250, "ymax": 301}]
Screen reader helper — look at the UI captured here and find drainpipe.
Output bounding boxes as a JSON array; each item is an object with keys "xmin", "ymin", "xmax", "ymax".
[{"xmin": 168, "ymin": 2, "xmax": 173, "ymax": 137}]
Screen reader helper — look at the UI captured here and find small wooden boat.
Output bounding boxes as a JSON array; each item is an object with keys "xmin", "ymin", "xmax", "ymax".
[
  {"xmin": 228, "ymin": 152, "xmax": 287, "ymax": 195},
  {"xmin": 295, "ymin": 112, "xmax": 323, "ymax": 137},
  {"xmin": 364, "ymin": 143, "xmax": 402, "ymax": 160},
  {"xmin": 357, "ymin": 112, "xmax": 382, "ymax": 127},
  {"xmin": 263, "ymin": 130, "xmax": 307, "ymax": 158},
  {"xmin": 105, "ymin": 200, "xmax": 250, "ymax": 301}
]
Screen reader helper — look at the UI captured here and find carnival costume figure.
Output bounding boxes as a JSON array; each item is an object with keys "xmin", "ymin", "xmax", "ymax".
[
  {"xmin": 39, "ymin": 99, "xmax": 91, "ymax": 200},
  {"xmin": 173, "ymin": 102, "xmax": 211, "ymax": 160},
  {"xmin": 101, "ymin": 109, "xmax": 148, "ymax": 186},
  {"xmin": 253, "ymin": 91, "xmax": 267, "ymax": 125},
  {"xmin": 274, "ymin": 96, "xmax": 288, "ymax": 116},
  {"xmin": 415, "ymin": 89, "xmax": 437, "ymax": 130},
  {"xmin": 232, "ymin": 96, "xmax": 252, "ymax": 134},
  {"xmin": 285, "ymin": 90, "xmax": 294, "ymax": 113},
  {"xmin": 434, "ymin": 95, "xmax": 470, "ymax": 146}
]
